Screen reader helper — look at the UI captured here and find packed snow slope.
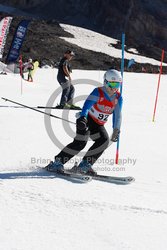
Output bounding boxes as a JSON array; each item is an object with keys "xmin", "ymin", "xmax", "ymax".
[
  {"xmin": 0, "ymin": 68, "xmax": 167, "ymax": 250},
  {"xmin": 60, "ymin": 24, "xmax": 167, "ymax": 66}
]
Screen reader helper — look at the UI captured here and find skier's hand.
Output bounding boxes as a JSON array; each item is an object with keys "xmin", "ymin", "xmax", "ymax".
[
  {"xmin": 111, "ymin": 128, "xmax": 120, "ymax": 142},
  {"xmin": 76, "ymin": 116, "xmax": 87, "ymax": 130}
]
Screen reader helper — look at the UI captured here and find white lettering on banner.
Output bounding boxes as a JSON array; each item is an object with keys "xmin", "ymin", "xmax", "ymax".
[
  {"xmin": 0, "ymin": 17, "xmax": 12, "ymax": 58},
  {"xmin": 10, "ymin": 25, "xmax": 27, "ymax": 52}
]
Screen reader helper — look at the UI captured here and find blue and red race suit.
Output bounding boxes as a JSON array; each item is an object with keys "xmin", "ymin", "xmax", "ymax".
[{"xmin": 80, "ymin": 86, "xmax": 123, "ymax": 129}]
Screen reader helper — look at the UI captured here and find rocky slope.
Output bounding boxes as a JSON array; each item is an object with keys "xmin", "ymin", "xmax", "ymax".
[
  {"xmin": 0, "ymin": 1, "xmax": 167, "ymax": 72},
  {"xmin": 1, "ymin": 0, "xmax": 167, "ymax": 57}
]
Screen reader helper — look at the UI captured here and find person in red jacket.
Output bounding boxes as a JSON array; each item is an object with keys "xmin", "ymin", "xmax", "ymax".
[{"xmin": 47, "ymin": 69, "xmax": 123, "ymax": 175}]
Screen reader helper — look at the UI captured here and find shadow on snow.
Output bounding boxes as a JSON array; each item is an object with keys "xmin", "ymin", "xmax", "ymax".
[{"xmin": 0, "ymin": 168, "xmax": 85, "ymax": 184}]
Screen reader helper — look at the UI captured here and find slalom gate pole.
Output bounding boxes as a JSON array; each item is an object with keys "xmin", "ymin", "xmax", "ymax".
[
  {"xmin": 115, "ymin": 33, "xmax": 125, "ymax": 165},
  {"xmin": 19, "ymin": 55, "xmax": 23, "ymax": 95},
  {"xmin": 152, "ymin": 49, "xmax": 164, "ymax": 122},
  {"xmin": 21, "ymin": 76, "xmax": 23, "ymax": 95},
  {"xmin": 1, "ymin": 97, "xmax": 76, "ymax": 125}
]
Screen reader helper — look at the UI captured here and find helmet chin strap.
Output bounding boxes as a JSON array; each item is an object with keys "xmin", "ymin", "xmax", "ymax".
[{"xmin": 103, "ymin": 79, "xmax": 108, "ymax": 86}]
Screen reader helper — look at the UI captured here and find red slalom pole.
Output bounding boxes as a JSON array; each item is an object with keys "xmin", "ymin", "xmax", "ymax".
[
  {"xmin": 152, "ymin": 49, "xmax": 164, "ymax": 122},
  {"xmin": 19, "ymin": 54, "xmax": 23, "ymax": 95}
]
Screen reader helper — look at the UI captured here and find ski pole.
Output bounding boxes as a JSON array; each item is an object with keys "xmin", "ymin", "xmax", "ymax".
[{"xmin": 1, "ymin": 97, "xmax": 76, "ymax": 125}]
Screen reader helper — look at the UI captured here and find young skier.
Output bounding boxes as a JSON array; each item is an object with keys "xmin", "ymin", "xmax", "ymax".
[{"xmin": 47, "ymin": 69, "xmax": 123, "ymax": 175}]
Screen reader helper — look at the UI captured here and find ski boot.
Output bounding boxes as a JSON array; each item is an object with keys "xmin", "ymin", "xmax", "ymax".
[
  {"xmin": 45, "ymin": 159, "xmax": 64, "ymax": 173},
  {"xmin": 55, "ymin": 104, "xmax": 71, "ymax": 109},
  {"xmin": 71, "ymin": 160, "xmax": 97, "ymax": 176},
  {"xmin": 69, "ymin": 104, "xmax": 82, "ymax": 110}
]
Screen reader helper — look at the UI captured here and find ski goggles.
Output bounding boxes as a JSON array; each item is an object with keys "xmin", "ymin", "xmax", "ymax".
[{"xmin": 106, "ymin": 81, "xmax": 120, "ymax": 89}]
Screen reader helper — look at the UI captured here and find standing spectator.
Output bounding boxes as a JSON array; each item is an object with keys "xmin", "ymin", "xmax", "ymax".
[
  {"xmin": 22, "ymin": 58, "xmax": 34, "ymax": 82},
  {"xmin": 56, "ymin": 50, "xmax": 78, "ymax": 109},
  {"xmin": 26, "ymin": 58, "xmax": 34, "ymax": 82}
]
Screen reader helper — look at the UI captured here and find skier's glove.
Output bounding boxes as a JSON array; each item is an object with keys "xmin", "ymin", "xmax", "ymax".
[
  {"xmin": 76, "ymin": 116, "xmax": 87, "ymax": 130},
  {"xmin": 111, "ymin": 128, "xmax": 120, "ymax": 142}
]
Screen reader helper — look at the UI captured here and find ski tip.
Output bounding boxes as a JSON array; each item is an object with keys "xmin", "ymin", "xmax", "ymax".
[
  {"xmin": 124, "ymin": 176, "xmax": 135, "ymax": 184},
  {"xmin": 82, "ymin": 176, "xmax": 92, "ymax": 182},
  {"xmin": 128, "ymin": 176, "xmax": 135, "ymax": 181}
]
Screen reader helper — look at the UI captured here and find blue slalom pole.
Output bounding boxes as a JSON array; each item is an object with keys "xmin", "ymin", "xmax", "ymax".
[
  {"xmin": 115, "ymin": 33, "xmax": 125, "ymax": 164},
  {"xmin": 120, "ymin": 33, "xmax": 125, "ymax": 93}
]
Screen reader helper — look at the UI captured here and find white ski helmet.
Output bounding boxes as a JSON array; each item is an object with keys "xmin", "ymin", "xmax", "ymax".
[{"xmin": 103, "ymin": 69, "xmax": 122, "ymax": 89}]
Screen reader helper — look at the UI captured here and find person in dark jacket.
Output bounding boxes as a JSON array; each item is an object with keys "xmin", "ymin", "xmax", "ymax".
[{"xmin": 56, "ymin": 50, "xmax": 78, "ymax": 109}]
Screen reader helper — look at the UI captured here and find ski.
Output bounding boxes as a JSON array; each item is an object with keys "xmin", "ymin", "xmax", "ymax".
[
  {"xmin": 54, "ymin": 106, "xmax": 81, "ymax": 110},
  {"xmin": 44, "ymin": 166, "xmax": 134, "ymax": 184},
  {"xmin": 45, "ymin": 168, "xmax": 92, "ymax": 183},
  {"xmin": 87, "ymin": 174, "xmax": 135, "ymax": 185},
  {"xmin": 37, "ymin": 106, "xmax": 61, "ymax": 109},
  {"xmin": 0, "ymin": 105, "xmax": 81, "ymax": 110},
  {"xmin": 0, "ymin": 105, "xmax": 79, "ymax": 109},
  {"xmin": 0, "ymin": 105, "xmax": 38, "ymax": 109},
  {"xmin": 66, "ymin": 170, "xmax": 135, "ymax": 185},
  {"xmin": 0, "ymin": 105, "xmax": 57, "ymax": 109},
  {"xmin": 37, "ymin": 106, "xmax": 81, "ymax": 110}
]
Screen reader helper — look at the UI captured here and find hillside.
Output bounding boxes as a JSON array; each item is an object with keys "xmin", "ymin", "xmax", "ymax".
[
  {"xmin": 0, "ymin": 0, "xmax": 167, "ymax": 63},
  {"xmin": 1, "ymin": 16, "xmax": 166, "ymax": 73}
]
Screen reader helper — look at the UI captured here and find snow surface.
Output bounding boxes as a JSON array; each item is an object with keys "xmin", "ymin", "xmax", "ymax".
[
  {"xmin": 127, "ymin": 48, "xmax": 139, "ymax": 55},
  {"xmin": 0, "ymin": 67, "xmax": 167, "ymax": 250},
  {"xmin": 60, "ymin": 24, "xmax": 167, "ymax": 66}
]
